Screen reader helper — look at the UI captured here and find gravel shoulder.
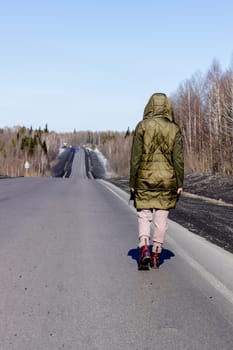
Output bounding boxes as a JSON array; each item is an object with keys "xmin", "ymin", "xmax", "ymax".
[{"xmin": 107, "ymin": 174, "xmax": 233, "ymax": 254}]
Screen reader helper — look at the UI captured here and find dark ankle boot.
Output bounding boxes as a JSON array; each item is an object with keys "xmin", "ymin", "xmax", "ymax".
[
  {"xmin": 150, "ymin": 247, "xmax": 160, "ymax": 268},
  {"xmin": 138, "ymin": 243, "xmax": 151, "ymax": 270}
]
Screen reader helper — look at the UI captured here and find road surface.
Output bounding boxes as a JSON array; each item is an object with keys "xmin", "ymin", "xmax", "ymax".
[{"xmin": 0, "ymin": 148, "xmax": 233, "ymax": 349}]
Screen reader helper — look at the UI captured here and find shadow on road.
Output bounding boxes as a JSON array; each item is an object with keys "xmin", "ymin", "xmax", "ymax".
[{"xmin": 128, "ymin": 247, "xmax": 175, "ymax": 267}]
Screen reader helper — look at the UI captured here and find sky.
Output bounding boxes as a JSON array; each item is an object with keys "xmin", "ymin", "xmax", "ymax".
[{"xmin": 0, "ymin": 0, "xmax": 233, "ymax": 133}]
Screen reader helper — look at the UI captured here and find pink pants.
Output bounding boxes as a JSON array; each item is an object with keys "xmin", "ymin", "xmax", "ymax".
[{"xmin": 137, "ymin": 209, "xmax": 169, "ymax": 252}]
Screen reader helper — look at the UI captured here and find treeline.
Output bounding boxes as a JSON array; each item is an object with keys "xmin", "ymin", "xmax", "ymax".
[
  {"xmin": 1, "ymin": 58, "xmax": 232, "ymax": 178},
  {"xmin": 171, "ymin": 59, "xmax": 233, "ymax": 175},
  {"xmin": 0, "ymin": 125, "xmax": 61, "ymax": 177}
]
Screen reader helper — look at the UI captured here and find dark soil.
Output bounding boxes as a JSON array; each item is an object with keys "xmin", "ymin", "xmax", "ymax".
[
  {"xmin": 182, "ymin": 173, "xmax": 233, "ymax": 204},
  {"xmin": 107, "ymin": 174, "xmax": 233, "ymax": 254}
]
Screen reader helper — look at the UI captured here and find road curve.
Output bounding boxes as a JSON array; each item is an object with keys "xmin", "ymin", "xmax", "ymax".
[{"xmin": 0, "ymin": 149, "xmax": 232, "ymax": 350}]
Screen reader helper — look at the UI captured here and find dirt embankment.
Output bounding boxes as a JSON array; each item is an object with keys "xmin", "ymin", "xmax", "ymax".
[{"xmin": 107, "ymin": 174, "xmax": 233, "ymax": 254}]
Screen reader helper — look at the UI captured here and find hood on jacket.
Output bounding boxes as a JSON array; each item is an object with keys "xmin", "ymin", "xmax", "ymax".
[{"xmin": 143, "ymin": 93, "xmax": 174, "ymax": 122}]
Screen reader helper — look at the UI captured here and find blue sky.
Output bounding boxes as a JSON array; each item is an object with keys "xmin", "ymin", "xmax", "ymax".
[{"xmin": 0, "ymin": 0, "xmax": 232, "ymax": 132}]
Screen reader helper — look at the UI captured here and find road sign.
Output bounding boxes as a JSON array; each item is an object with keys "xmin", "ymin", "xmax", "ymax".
[{"xmin": 24, "ymin": 161, "xmax": 30, "ymax": 169}]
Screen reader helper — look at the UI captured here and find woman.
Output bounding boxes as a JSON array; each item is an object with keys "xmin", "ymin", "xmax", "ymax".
[{"xmin": 130, "ymin": 93, "xmax": 184, "ymax": 269}]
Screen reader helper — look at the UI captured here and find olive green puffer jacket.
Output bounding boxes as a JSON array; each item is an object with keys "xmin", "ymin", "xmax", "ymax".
[{"xmin": 130, "ymin": 93, "xmax": 184, "ymax": 209}]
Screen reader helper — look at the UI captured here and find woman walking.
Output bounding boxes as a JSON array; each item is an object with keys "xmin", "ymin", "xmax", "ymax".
[{"xmin": 130, "ymin": 93, "xmax": 184, "ymax": 269}]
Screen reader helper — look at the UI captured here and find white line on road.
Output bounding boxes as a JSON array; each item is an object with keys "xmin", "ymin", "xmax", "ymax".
[{"xmin": 167, "ymin": 235, "xmax": 233, "ymax": 306}]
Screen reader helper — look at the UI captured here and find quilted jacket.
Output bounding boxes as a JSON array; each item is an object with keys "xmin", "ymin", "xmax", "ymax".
[{"xmin": 130, "ymin": 93, "xmax": 184, "ymax": 209}]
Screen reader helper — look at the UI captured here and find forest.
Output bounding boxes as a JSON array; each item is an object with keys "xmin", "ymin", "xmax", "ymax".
[
  {"xmin": 0, "ymin": 125, "xmax": 61, "ymax": 177},
  {"xmin": 0, "ymin": 59, "xmax": 232, "ymax": 178}
]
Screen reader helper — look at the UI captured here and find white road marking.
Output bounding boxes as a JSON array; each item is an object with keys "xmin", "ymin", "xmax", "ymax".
[{"xmin": 167, "ymin": 235, "xmax": 233, "ymax": 306}]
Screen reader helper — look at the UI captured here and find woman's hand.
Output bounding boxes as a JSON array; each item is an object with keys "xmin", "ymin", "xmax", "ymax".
[
  {"xmin": 177, "ymin": 187, "xmax": 183, "ymax": 195},
  {"xmin": 130, "ymin": 188, "xmax": 135, "ymax": 201}
]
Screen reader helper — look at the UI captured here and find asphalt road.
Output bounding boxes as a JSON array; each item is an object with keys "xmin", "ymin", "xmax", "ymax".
[{"xmin": 0, "ymin": 148, "xmax": 233, "ymax": 350}]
